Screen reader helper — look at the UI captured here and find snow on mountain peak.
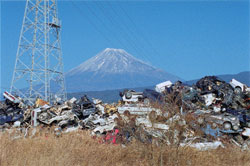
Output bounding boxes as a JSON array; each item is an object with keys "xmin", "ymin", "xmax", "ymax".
[
  {"xmin": 103, "ymin": 48, "xmax": 125, "ymax": 53},
  {"xmin": 67, "ymin": 48, "xmax": 156, "ymax": 75},
  {"xmin": 65, "ymin": 48, "xmax": 182, "ymax": 92}
]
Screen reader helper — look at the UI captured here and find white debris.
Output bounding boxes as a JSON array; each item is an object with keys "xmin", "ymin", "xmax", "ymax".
[
  {"xmin": 213, "ymin": 106, "xmax": 221, "ymax": 113},
  {"xmin": 3, "ymin": 91, "xmax": 21, "ymax": 104},
  {"xmin": 63, "ymin": 126, "xmax": 80, "ymax": 133},
  {"xmin": 96, "ymin": 104, "xmax": 105, "ymax": 114},
  {"xmin": 13, "ymin": 121, "xmax": 21, "ymax": 127},
  {"xmin": 122, "ymin": 91, "xmax": 144, "ymax": 103},
  {"xmin": 118, "ymin": 104, "xmax": 161, "ymax": 115},
  {"xmin": 93, "ymin": 123, "xmax": 116, "ymax": 134},
  {"xmin": 153, "ymin": 123, "xmax": 169, "ymax": 130},
  {"xmin": 135, "ymin": 117, "xmax": 169, "ymax": 130},
  {"xmin": 69, "ymin": 97, "xmax": 77, "ymax": 104},
  {"xmin": 230, "ymin": 78, "xmax": 250, "ymax": 92},
  {"xmin": 92, "ymin": 98, "xmax": 102, "ymax": 105},
  {"xmin": 31, "ymin": 108, "xmax": 42, "ymax": 127},
  {"xmin": 155, "ymin": 81, "xmax": 172, "ymax": 93},
  {"xmin": 242, "ymin": 128, "xmax": 250, "ymax": 137},
  {"xmin": 180, "ymin": 141, "xmax": 224, "ymax": 151},
  {"xmin": 203, "ymin": 93, "xmax": 215, "ymax": 106}
]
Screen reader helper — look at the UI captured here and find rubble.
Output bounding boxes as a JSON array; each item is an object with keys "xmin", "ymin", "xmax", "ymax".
[
  {"xmin": 242, "ymin": 128, "xmax": 250, "ymax": 137},
  {"xmin": 230, "ymin": 79, "xmax": 250, "ymax": 93},
  {"xmin": 120, "ymin": 90, "xmax": 144, "ymax": 103},
  {"xmin": 155, "ymin": 80, "xmax": 172, "ymax": 93},
  {"xmin": 180, "ymin": 141, "xmax": 225, "ymax": 151},
  {"xmin": 35, "ymin": 98, "xmax": 49, "ymax": 107},
  {"xmin": 1, "ymin": 77, "xmax": 250, "ymax": 151}
]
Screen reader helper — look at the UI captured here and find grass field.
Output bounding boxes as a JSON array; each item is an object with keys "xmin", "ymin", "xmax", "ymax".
[{"xmin": 1, "ymin": 130, "xmax": 250, "ymax": 166}]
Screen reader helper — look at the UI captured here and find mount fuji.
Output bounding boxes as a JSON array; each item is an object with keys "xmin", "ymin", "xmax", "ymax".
[{"xmin": 65, "ymin": 48, "xmax": 182, "ymax": 92}]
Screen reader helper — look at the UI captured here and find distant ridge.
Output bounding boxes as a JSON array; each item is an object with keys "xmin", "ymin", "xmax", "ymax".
[
  {"xmin": 68, "ymin": 71, "xmax": 250, "ymax": 103},
  {"xmin": 185, "ymin": 71, "xmax": 250, "ymax": 86}
]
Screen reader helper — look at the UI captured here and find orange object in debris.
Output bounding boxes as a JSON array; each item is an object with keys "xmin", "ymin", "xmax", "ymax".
[{"xmin": 35, "ymin": 98, "xmax": 49, "ymax": 107}]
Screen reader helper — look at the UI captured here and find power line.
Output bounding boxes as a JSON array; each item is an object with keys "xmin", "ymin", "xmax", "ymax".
[
  {"xmin": 117, "ymin": 2, "xmax": 163, "ymax": 60},
  {"xmin": 104, "ymin": 2, "xmax": 151, "ymax": 61},
  {"xmin": 72, "ymin": 1, "xmax": 151, "ymax": 62},
  {"xmin": 105, "ymin": 1, "xmax": 162, "ymax": 67},
  {"xmin": 95, "ymin": 1, "xmax": 145, "ymax": 58},
  {"xmin": 71, "ymin": 1, "xmax": 163, "ymax": 68},
  {"xmin": 71, "ymin": 1, "xmax": 115, "ymax": 47},
  {"xmin": 80, "ymin": 1, "xmax": 133, "ymax": 51}
]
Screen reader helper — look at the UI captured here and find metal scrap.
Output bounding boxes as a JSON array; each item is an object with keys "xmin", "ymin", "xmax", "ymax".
[{"xmin": 1, "ymin": 76, "xmax": 250, "ymax": 151}]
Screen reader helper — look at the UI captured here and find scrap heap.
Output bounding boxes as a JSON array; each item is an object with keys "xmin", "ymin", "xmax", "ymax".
[{"xmin": 1, "ymin": 77, "xmax": 250, "ymax": 151}]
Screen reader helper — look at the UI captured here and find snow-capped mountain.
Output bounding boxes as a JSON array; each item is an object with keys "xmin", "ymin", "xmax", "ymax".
[
  {"xmin": 65, "ymin": 48, "xmax": 182, "ymax": 92},
  {"xmin": 67, "ymin": 48, "xmax": 158, "ymax": 75}
]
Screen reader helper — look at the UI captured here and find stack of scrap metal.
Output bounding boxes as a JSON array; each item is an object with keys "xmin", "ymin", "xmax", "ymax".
[{"xmin": 0, "ymin": 76, "xmax": 250, "ymax": 151}]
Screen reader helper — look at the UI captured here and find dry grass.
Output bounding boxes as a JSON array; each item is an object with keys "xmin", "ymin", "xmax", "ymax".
[
  {"xmin": 1, "ymin": 130, "xmax": 250, "ymax": 166},
  {"xmin": 1, "ymin": 95, "xmax": 249, "ymax": 166}
]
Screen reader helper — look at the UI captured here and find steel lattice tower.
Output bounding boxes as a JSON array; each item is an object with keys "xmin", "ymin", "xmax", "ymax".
[{"xmin": 10, "ymin": 0, "xmax": 66, "ymax": 104}]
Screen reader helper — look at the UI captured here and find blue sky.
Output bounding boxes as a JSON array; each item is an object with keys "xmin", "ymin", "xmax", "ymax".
[{"xmin": 1, "ymin": 0, "xmax": 249, "ymax": 92}]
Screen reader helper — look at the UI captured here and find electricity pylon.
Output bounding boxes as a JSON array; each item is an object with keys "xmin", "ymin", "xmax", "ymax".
[{"xmin": 10, "ymin": 0, "xmax": 66, "ymax": 104}]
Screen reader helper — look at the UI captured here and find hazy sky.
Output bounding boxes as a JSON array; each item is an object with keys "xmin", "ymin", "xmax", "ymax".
[{"xmin": 1, "ymin": 0, "xmax": 249, "ymax": 92}]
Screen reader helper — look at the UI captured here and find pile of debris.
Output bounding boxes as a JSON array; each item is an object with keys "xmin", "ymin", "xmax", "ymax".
[{"xmin": 1, "ymin": 77, "xmax": 250, "ymax": 151}]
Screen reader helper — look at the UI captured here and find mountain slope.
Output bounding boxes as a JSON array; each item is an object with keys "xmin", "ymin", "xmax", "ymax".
[{"xmin": 65, "ymin": 48, "xmax": 182, "ymax": 92}]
